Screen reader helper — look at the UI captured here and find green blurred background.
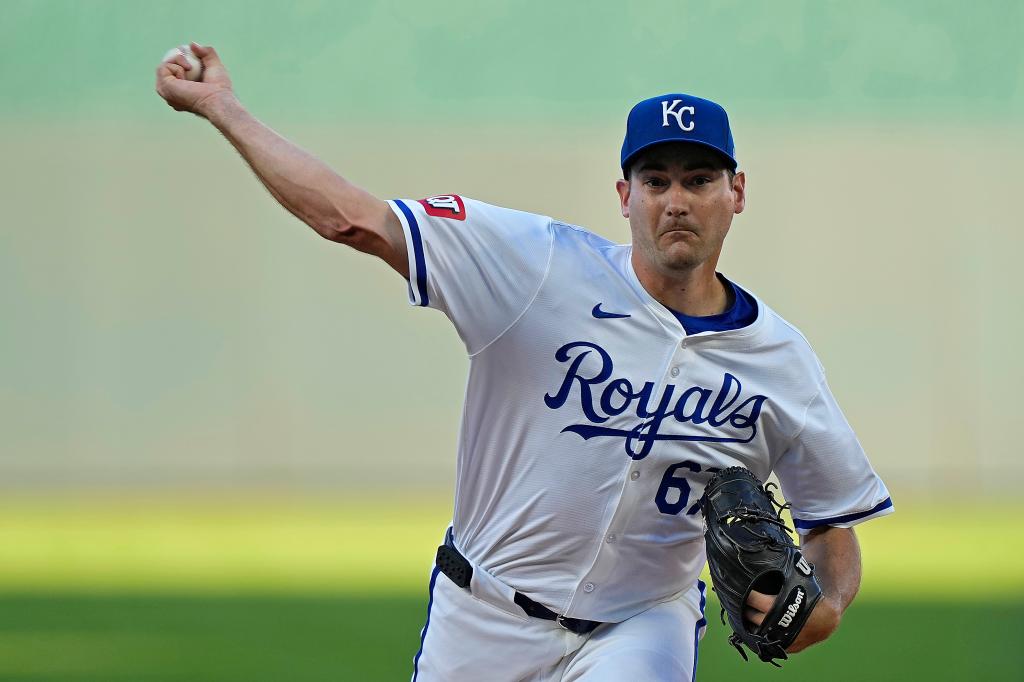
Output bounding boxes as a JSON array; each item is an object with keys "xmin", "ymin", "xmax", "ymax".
[{"xmin": 1, "ymin": 1, "xmax": 1022, "ymax": 680}]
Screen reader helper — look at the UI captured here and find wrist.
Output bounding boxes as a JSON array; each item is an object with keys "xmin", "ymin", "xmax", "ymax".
[
  {"xmin": 786, "ymin": 594, "xmax": 842, "ymax": 653},
  {"xmin": 819, "ymin": 594, "xmax": 843, "ymax": 633},
  {"xmin": 197, "ymin": 90, "xmax": 241, "ymax": 125}
]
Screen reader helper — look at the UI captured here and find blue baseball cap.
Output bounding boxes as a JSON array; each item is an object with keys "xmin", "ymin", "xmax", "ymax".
[{"xmin": 620, "ymin": 94, "xmax": 737, "ymax": 175}]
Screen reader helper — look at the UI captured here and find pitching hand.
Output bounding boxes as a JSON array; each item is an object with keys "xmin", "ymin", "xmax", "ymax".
[
  {"xmin": 744, "ymin": 589, "xmax": 841, "ymax": 653},
  {"xmin": 155, "ymin": 42, "xmax": 234, "ymax": 118}
]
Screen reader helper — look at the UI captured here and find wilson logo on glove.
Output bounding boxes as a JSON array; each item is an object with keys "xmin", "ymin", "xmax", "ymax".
[{"xmin": 777, "ymin": 587, "xmax": 805, "ymax": 628}]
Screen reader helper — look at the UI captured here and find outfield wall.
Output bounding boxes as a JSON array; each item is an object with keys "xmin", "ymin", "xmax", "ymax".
[{"xmin": 2, "ymin": 2, "xmax": 1021, "ymax": 493}]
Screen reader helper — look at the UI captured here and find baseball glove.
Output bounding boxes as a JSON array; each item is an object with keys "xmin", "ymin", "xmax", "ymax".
[{"xmin": 700, "ymin": 467, "xmax": 822, "ymax": 666}]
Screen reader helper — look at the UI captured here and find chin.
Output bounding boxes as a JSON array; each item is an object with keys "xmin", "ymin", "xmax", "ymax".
[{"xmin": 658, "ymin": 246, "xmax": 702, "ymax": 271}]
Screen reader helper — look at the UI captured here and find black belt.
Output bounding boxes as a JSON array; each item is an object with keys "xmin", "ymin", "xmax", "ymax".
[{"xmin": 435, "ymin": 530, "xmax": 604, "ymax": 636}]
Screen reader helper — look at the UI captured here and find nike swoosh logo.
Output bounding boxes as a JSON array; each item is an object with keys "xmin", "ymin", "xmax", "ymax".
[{"xmin": 592, "ymin": 304, "xmax": 631, "ymax": 319}]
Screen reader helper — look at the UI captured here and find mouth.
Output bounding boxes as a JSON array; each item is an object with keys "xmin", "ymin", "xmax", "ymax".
[{"xmin": 660, "ymin": 226, "xmax": 698, "ymax": 239}]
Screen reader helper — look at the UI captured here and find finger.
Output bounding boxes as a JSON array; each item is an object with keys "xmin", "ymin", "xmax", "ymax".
[
  {"xmin": 745, "ymin": 590, "xmax": 777, "ymax": 611},
  {"xmin": 158, "ymin": 46, "xmax": 191, "ymax": 68},
  {"xmin": 160, "ymin": 48, "xmax": 183, "ymax": 65},
  {"xmin": 156, "ymin": 70, "xmax": 185, "ymax": 101},
  {"xmin": 167, "ymin": 53, "xmax": 193, "ymax": 72},
  {"xmin": 743, "ymin": 607, "xmax": 766, "ymax": 627},
  {"xmin": 189, "ymin": 42, "xmax": 222, "ymax": 68},
  {"xmin": 164, "ymin": 62, "xmax": 186, "ymax": 80},
  {"xmin": 155, "ymin": 60, "xmax": 183, "ymax": 81}
]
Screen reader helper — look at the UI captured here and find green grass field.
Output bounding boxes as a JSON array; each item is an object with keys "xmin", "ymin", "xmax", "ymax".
[
  {"xmin": 0, "ymin": 496, "xmax": 1021, "ymax": 681},
  {"xmin": 0, "ymin": 594, "xmax": 1019, "ymax": 681}
]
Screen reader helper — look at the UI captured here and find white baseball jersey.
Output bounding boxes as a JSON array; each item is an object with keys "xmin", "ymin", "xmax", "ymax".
[{"xmin": 389, "ymin": 195, "xmax": 892, "ymax": 625}]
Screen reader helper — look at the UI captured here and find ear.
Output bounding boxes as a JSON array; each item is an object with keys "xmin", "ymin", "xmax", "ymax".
[
  {"xmin": 732, "ymin": 171, "xmax": 746, "ymax": 215},
  {"xmin": 616, "ymin": 178, "xmax": 631, "ymax": 218}
]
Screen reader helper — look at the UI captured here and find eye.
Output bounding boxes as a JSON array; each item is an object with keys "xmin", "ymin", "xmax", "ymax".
[
  {"xmin": 644, "ymin": 177, "xmax": 668, "ymax": 188},
  {"xmin": 692, "ymin": 175, "xmax": 713, "ymax": 186}
]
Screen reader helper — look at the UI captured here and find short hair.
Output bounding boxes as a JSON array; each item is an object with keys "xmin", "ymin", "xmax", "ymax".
[
  {"xmin": 623, "ymin": 146, "xmax": 736, "ymax": 181},
  {"xmin": 624, "ymin": 163, "xmax": 736, "ymax": 181}
]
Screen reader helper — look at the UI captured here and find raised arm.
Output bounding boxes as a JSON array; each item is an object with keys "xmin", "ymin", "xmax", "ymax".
[{"xmin": 154, "ymin": 43, "xmax": 408, "ymax": 277}]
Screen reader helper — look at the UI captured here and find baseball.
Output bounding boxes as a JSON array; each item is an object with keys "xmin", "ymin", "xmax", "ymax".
[{"xmin": 162, "ymin": 45, "xmax": 203, "ymax": 82}]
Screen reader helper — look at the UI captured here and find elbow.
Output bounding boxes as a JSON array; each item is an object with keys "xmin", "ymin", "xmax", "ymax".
[
  {"xmin": 311, "ymin": 217, "xmax": 358, "ymax": 243},
  {"xmin": 311, "ymin": 218, "xmax": 387, "ymax": 256},
  {"xmin": 302, "ymin": 193, "xmax": 405, "ymax": 273},
  {"xmin": 309, "ymin": 184, "xmax": 373, "ymax": 244},
  {"xmin": 303, "ymin": 203, "xmax": 361, "ymax": 243},
  {"xmin": 306, "ymin": 201, "xmax": 373, "ymax": 246}
]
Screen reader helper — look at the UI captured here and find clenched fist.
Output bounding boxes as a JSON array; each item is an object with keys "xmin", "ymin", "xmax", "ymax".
[{"xmin": 155, "ymin": 42, "xmax": 234, "ymax": 118}]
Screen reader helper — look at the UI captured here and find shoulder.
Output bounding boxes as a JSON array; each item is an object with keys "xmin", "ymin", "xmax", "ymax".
[
  {"xmin": 462, "ymin": 196, "xmax": 556, "ymax": 228},
  {"xmin": 549, "ymin": 219, "xmax": 622, "ymax": 260},
  {"xmin": 746, "ymin": 294, "xmax": 828, "ymax": 379},
  {"xmin": 537, "ymin": 222, "xmax": 634, "ymax": 291},
  {"xmin": 396, "ymin": 196, "xmax": 618, "ymax": 252},
  {"xmin": 390, "ymin": 195, "xmax": 554, "ymax": 233},
  {"xmin": 389, "ymin": 195, "xmax": 557, "ymax": 274}
]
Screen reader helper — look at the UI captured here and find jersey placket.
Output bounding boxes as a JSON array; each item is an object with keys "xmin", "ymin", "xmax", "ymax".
[{"xmin": 563, "ymin": 332, "xmax": 688, "ymax": 616}]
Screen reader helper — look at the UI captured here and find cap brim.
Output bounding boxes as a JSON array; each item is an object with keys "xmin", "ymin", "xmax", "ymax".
[{"xmin": 622, "ymin": 139, "xmax": 737, "ymax": 174}]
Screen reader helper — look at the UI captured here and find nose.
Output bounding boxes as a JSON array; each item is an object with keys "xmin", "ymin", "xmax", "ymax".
[{"xmin": 665, "ymin": 185, "xmax": 689, "ymax": 217}]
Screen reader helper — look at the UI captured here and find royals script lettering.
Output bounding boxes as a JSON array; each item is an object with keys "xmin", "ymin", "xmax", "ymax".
[{"xmin": 544, "ymin": 341, "xmax": 768, "ymax": 459}]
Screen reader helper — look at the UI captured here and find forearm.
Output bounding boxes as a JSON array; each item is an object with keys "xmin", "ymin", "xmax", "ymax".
[
  {"xmin": 200, "ymin": 93, "xmax": 380, "ymax": 242},
  {"xmin": 788, "ymin": 526, "xmax": 862, "ymax": 652},
  {"xmin": 804, "ymin": 526, "xmax": 862, "ymax": 613}
]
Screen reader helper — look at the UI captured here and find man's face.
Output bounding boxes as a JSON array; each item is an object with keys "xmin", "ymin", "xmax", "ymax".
[{"xmin": 616, "ymin": 143, "xmax": 746, "ymax": 276}]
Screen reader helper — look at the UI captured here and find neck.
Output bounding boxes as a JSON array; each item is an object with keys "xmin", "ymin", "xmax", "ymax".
[{"xmin": 631, "ymin": 251, "xmax": 730, "ymax": 316}]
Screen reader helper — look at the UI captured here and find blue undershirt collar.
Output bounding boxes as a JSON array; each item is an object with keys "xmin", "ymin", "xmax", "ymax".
[{"xmin": 668, "ymin": 275, "xmax": 758, "ymax": 335}]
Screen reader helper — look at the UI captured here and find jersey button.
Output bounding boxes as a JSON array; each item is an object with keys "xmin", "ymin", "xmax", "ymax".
[
  {"xmin": 583, "ymin": 582, "xmax": 595, "ymax": 593},
  {"xmin": 605, "ymin": 533, "xmax": 617, "ymax": 543},
  {"xmin": 630, "ymin": 470, "xmax": 640, "ymax": 480},
  {"xmin": 670, "ymin": 366, "xmax": 680, "ymax": 378}
]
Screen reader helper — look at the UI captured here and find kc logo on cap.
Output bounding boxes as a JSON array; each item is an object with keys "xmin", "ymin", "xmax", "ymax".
[
  {"xmin": 661, "ymin": 99, "xmax": 696, "ymax": 131},
  {"xmin": 621, "ymin": 93, "xmax": 737, "ymax": 174}
]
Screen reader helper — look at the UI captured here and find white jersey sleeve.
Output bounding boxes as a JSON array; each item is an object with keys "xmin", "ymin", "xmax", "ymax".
[
  {"xmin": 387, "ymin": 195, "xmax": 554, "ymax": 355},
  {"xmin": 773, "ymin": 375, "xmax": 894, "ymax": 535}
]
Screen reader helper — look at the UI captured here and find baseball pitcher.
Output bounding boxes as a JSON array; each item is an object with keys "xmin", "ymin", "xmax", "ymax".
[{"xmin": 156, "ymin": 43, "xmax": 893, "ymax": 681}]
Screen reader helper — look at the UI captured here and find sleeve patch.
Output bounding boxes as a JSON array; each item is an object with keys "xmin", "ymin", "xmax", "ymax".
[{"xmin": 418, "ymin": 195, "xmax": 467, "ymax": 221}]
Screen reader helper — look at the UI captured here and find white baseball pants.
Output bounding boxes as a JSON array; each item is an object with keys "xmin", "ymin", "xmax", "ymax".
[{"xmin": 410, "ymin": 561, "xmax": 707, "ymax": 681}]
